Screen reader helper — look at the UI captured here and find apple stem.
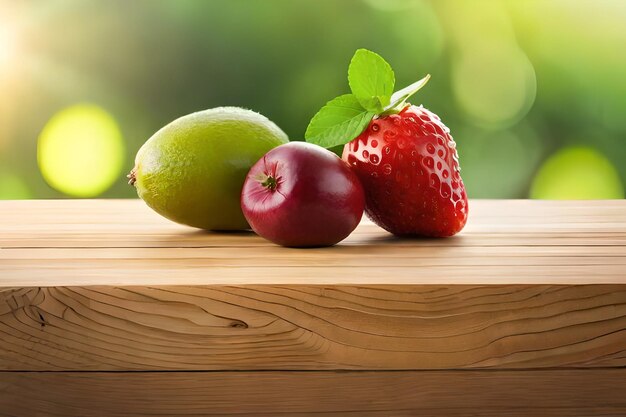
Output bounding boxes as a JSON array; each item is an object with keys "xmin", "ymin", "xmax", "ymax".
[{"xmin": 260, "ymin": 175, "xmax": 278, "ymax": 191}]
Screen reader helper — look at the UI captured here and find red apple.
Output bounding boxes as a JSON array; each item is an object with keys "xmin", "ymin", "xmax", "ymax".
[{"xmin": 241, "ymin": 142, "xmax": 365, "ymax": 247}]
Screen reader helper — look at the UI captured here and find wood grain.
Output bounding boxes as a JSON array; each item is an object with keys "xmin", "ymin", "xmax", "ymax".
[
  {"xmin": 1, "ymin": 284, "xmax": 625, "ymax": 370},
  {"xmin": 1, "ymin": 199, "xmax": 625, "ymax": 414},
  {"xmin": 1, "ymin": 370, "xmax": 625, "ymax": 416},
  {"xmin": 1, "ymin": 199, "xmax": 625, "ymax": 285}
]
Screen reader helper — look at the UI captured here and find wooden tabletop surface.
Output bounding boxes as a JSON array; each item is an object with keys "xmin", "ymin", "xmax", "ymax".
[
  {"xmin": 1, "ymin": 199, "xmax": 625, "ymax": 286},
  {"xmin": 1, "ymin": 199, "xmax": 625, "ymax": 416}
]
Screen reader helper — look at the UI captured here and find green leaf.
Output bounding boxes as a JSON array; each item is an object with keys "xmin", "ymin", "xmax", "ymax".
[
  {"xmin": 348, "ymin": 49, "xmax": 395, "ymax": 113},
  {"xmin": 383, "ymin": 74, "xmax": 431, "ymax": 114},
  {"xmin": 305, "ymin": 94, "xmax": 376, "ymax": 149}
]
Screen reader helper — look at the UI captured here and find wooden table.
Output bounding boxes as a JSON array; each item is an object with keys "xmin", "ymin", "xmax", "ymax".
[{"xmin": 0, "ymin": 199, "xmax": 625, "ymax": 416}]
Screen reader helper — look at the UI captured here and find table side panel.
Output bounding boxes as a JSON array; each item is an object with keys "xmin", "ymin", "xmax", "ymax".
[{"xmin": 1, "ymin": 284, "xmax": 624, "ymax": 371}]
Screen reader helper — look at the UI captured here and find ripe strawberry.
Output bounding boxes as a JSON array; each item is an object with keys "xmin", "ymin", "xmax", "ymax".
[
  {"xmin": 342, "ymin": 105, "xmax": 468, "ymax": 237},
  {"xmin": 305, "ymin": 49, "xmax": 469, "ymax": 237}
]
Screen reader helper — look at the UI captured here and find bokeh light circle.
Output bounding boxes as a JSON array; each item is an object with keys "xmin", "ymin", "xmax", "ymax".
[
  {"xmin": 37, "ymin": 104, "xmax": 125, "ymax": 197},
  {"xmin": 457, "ymin": 126, "xmax": 543, "ymax": 198},
  {"xmin": 388, "ymin": 0, "xmax": 445, "ymax": 73},
  {"xmin": 452, "ymin": 44, "xmax": 537, "ymax": 128},
  {"xmin": 530, "ymin": 147, "xmax": 624, "ymax": 199}
]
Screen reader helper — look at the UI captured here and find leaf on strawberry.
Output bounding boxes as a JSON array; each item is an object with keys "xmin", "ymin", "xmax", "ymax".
[
  {"xmin": 348, "ymin": 49, "xmax": 395, "ymax": 113},
  {"xmin": 305, "ymin": 94, "xmax": 375, "ymax": 149},
  {"xmin": 305, "ymin": 48, "xmax": 431, "ymax": 149},
  {"xmin": 383, "ymin": 74, "xmax": 431, "ymax": 114}
]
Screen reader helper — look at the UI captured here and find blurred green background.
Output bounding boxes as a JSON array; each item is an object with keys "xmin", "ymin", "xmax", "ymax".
[{"xmin": 1, "ymin": 0, "xmax": 624, "ymax": 200}]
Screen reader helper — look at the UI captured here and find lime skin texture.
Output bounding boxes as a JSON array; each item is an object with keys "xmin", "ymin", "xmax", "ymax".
[{"xmin": 131, "ymin": 107, "xmax": 289, "ymax": 230}]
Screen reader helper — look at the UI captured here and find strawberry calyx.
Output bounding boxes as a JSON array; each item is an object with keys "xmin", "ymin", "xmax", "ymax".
[{"xmin": 305, "ymin": 49, "xmax": 431, "ymax": 150}]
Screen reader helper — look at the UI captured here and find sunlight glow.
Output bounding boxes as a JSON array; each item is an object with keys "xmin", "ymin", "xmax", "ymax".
[{"xmin": 0, "ymin": 25, "xmax": 17, "ymax": 70}]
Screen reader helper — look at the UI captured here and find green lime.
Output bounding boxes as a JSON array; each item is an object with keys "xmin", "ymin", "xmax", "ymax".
[{"xmin": 130, "ymin": 107, "xmax": 288, "ymax": 230}]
